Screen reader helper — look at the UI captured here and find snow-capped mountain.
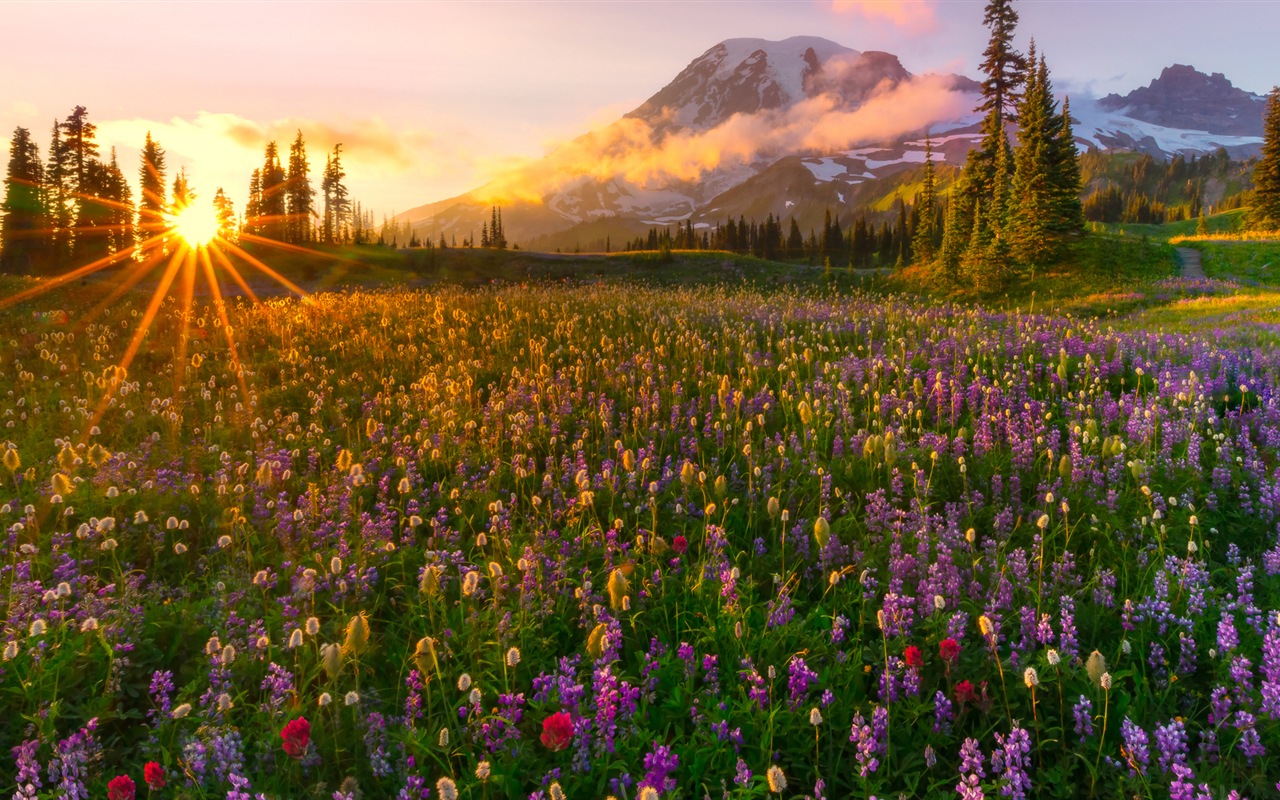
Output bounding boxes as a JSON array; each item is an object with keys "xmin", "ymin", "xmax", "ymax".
[
  {"xmin": 625, "ymin": 37, "xmax": 916, "ymax": 132},
  {"xmin": 396, "ymin": 39, "xmax": 1266, "ymax": 248}
]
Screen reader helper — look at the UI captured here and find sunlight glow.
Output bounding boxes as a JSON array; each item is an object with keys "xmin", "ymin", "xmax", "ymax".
[{"xmin": 170, "ymin": 201, "xmax": 220, "ymax": 248}]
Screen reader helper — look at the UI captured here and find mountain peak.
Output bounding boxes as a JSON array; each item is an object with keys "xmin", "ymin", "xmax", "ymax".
[
  {"xmin": 1098, "ymin": 64, "xmax": 1265, "ymax": 136},
  {"xmin": 626, "ymin": 36, "xmax": 862, "ymax": 132}
]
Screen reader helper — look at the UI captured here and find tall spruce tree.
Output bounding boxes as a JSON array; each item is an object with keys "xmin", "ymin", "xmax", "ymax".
[
  {"xmin": 104, "ymin": 148, "xmax": 134, "ymax": 256},
  {"xmin": 912, "ymin": 133, "xmax": 938, "ymax": 265},
  {"xmin": 139, "ymin": 132, "xmax": 167, "ymax": 235},
  {"xmin": 1252, "ymin": 87, "xmax": 1280, "ymax": 228},
  {"xmin": 1048, "ymin": 95, "xmax": 1083, "ymax": 236},
  {"xmin": 245, "ymin": 169, "xmax": 262, "ymax": 236},
  {"xmin": 963, "ymin": 0, "xmax": 1026, "ymax": 206},
  {"xmin": 45, "ymin": 120, "xmax": 71, "ymax": 265},
  {"xmin": 937, "ymin": 195, "xmax": 964, "ymax": 283},
  {"xmin": 286, "ymin": 131, "xmax": 314, "ymax": 244},
  {"xmin": 1, "ymin": 127, "xmax": 46, "ymax": 273},
  {"xmin": 1009, "ymin": 46, "xmax": 1056, "ymax": 266},
  {"xmin": 171, "ymin": 168, "xmax": 192, "ymax": 210},
  {"xmin": 321, "ymin": 145, "xmax": 349, "ymax": 244},
  {"xmin": 258, "ymin": 141, "xmax": 286, "ymax": 240},
  {"xmin": 213, "ymin": 187, "xmax": 236, "ymax": 239},
  {"xmin": 58, "ymin": 106, "xmax": 99, "ymax": 199}
]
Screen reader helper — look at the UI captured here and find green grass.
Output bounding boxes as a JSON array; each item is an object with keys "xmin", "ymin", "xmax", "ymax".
[
  {"xmin": 1087, "ymin": 209, "xmax": 1249, "ymax": 242},
  {"xmin": 1185, "ymin": 240, "xmax": 1280, "ymax": 285}
]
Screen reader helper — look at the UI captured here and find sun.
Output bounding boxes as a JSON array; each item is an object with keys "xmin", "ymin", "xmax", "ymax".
[{"xmin": 169, "ymin": 201, "xmax": 220, "ymax": 248}]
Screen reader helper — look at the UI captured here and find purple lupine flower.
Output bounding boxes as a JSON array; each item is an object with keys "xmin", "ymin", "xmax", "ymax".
[
  {"xmin": 148, "ymin": 670, "xmax": 175, "ymax": 726},
  {"xmin": 1058, "ymin": 595, "xmax": 1079, "ymax": 661},
  {"xmin": 397, "ymin": 755, "xmax": 427, "ymax": 800},
  {"xmin": 787, "ymin": 657, "xmax": 818, "ymax": 709},
  {"xmin": 260, "ymin": 662, "xmax": 295, "ymax": 712},
  {"xmin": 639, "ymin": 741, "xmax": 679, "ymax": 793},
  {"xmin": 739, "ymin": 658, "xmax": 769, "ymax": 710},
  {"xmin": 1235, "ymin": 711, "xmax": 1265, "ymax": 761},
  {"xmin": 1153, "ymin": 718, "xmax": 1189, "ymax": 773},
  {"xmin": 676, "ymin": 642, "xmax": 696, "ymax": 680},
  {"xmin": 11, "ymin": 740, "xmax": 41, "ymax": 800},
  {"xmin": 1119, "ymin": 717, "xmax": 1149, "ymax": 777},
  {"xmin": 934, "ymin": 690, "xmax": 954, "ymax": 734},
  {"xmin": 880, "ymin": 591, "xmax": 915, "ymax": 639},
  {"xmin": 847, "ymin": 708, "xmax": 883, "ymax": 778},
  {"xmin": 1209, "ymin": 685, "xmax": 1233, "ymax": 726},
  {"xmin": 994, "ymin": 725, "xmax": 1032, "ymax": 799},
  {"xmin": 364, "ymin": 712, "xmax": 392, "ymax": 778},
  {"xmin": 405, "ymin": 669, "xmax": 426, "ymax": 725},
  {"xmin": 47, "ymin": 718, "xmax": 100, "ymax": 800},
  {"xmin": 1073, "ymin": 696, "xmax": 1094, "ymax": 741},
  {"xmin": 1262, "ymin": 620, "xmax": 1280, "ymax": 719},
  {"xmin": 227, "ymin": 773, "xmax": 252, "ymax": 800},
  {"xmin": 957, "ymin": 738, "xmax": 986, "ymax": 800},
  {"xmin": 1217, "ymin": 612, "xmax": 1239, "ymax": 653},
  {"xmin": 1168, "ymin": 764, "xmax": 1213, "ymax": 800},
  {"xmin": 734, "ymin": 758, "xmax": 752, "ymax": 787},
  {"xmin": 766, "ymin": 592, "xmax": 796, "ymax": 628}
]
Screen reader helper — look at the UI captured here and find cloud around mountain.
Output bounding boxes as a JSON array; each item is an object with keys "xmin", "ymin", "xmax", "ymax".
[{"xmin": 472, "ymin": 70, "xmax": 975, "ymax": 204}]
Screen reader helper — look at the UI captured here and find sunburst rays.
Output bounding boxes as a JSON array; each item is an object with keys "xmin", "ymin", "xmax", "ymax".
[{"xmin": 0, "ymin": 202, "xmax": 338, "ymax": 450}]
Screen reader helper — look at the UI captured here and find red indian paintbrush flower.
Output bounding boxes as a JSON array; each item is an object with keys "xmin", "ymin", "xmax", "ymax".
[
  {"xmin": 540, "ymin": 711, "xmax": 574, "ymax": 751},
  {"xmin": 939, "ymin": 638, "xmax": 961, "ymax": 664},
  {"xmin": 107, "ymin": 774, "xmax": 136, "ymax": 800},
  {"xmin": 281, "ymin": 716, "xmax": 311, "ymax": 759},
  {"xmin": 672, "ymin": 535, "xmax": 688, "ymax": 554},
  {"xmin": 143, "ymin": 761, "xmax": 165, "ymax": 791},
  {"xmin": 904, "ymin": 645, "xmax": 923, "ymax": 668}
]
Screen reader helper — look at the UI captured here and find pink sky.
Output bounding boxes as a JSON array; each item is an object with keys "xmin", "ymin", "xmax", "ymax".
[{"xmin": 3, "ymin": 0, "xmax": 1278, "ymax": 218}]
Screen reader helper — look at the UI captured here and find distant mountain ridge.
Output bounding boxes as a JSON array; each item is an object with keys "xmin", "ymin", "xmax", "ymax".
[
  {"xmin": 396, "ymin": 38, "xmax": 1267, "ymax": 249},
  {"xmin": 1098, "ymin": 64, "xmax": 1266, "ymax": 137}
]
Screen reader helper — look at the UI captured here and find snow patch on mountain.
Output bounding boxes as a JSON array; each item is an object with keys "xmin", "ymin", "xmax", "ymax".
[
  {"xmin": 1070, "ymin": 96, "xmax": 1263, "ymax": 156},
  {"xmin": 714, "ymin": 36, "xmax": 856, "ymax": 102},
  {"xmin": 802, "ymin": 158, "xmax": 851, "ymax": 182}
]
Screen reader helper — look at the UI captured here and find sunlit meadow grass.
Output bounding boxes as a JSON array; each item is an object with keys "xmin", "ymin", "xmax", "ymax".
[{"xmin": 1, "ymin": 279, "xmax": 1278, "ymax": 799}]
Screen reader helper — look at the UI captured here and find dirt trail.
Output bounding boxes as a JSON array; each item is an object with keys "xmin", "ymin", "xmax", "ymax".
[{"xmin": 1176, "ymin": 247, "xmax": 1206, "ymax": 279}]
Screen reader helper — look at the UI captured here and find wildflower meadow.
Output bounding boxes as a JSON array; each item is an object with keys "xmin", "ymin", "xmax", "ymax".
[{"xmin": 2, "ymin": 281, "xmax": 1279, "ymax": 799}]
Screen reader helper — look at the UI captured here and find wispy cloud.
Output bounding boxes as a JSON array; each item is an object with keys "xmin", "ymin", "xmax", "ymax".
[
  {"xmin": 829, "ymin": 0, "xmax": 936, "ymax": 31},
  {"xmin": 473, "ymin": 74, "xmax": 974, "ymax": 204}
]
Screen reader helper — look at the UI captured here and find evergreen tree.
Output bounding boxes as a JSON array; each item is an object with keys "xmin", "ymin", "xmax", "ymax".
[
  {"xmin": 321, "ymin": 145, "xmax": 349, "ymax": 244},
  {"xmin": 258, "ymin": 142, "xmax": 286, "ymax": 240},
  {"xmin": 1252, "ymin": 87, "xmax": 1280, "ymax": 228},
  {"xmin": 963, "ymin": 0, "xmax": 1026, "ymax": 205},
  {"xmin": 75, "ymin": 148, "xmax": 131, "ymax": 262},
  {"xmin": 213, "ymin": 187, "xmax": 236, "ymax": 239},
  {"xmin": 787, "ymin": 217, "xmax": 803, "ymax": 257},
  {"xmin": 58, "ymin": 106, "xmax": 99, "ymax": 199},
  {"xmin": 1048, "ymin": 95, "xmax": 1084, "ymax": 236},
  {"xmin": 0, "ymin": 127, "xmax": 46, "ymax": 273},
  {"xmin": 286, "ymin": 131, "xmax": 314, "ymax": 244},
  {"xmin": 897, "ymin": 198, "xmax": 911, "ymax": 266},
  {"xmin": 1009, "ymin": 46, "xmax": 1057, "ymax": 266},
  {"xmin": 139, "ymin": 132, "xmax": 167, "ymax": 235},
  {"xmin": 245, "ymin": 169, "xmax": 262, "ymax": 236},
  {"xmin": 45, "ymin": 120, "xmax": 71, "ymax": 265},
  {"xmin": 978, "ymin": 0, "xmax": 1026, "ymax": 127},
  {"xmin": 912, "ymin": 134, "xmax": 937, "ymax": 265},
  {"xmin": 937, "ymin": 195, "xmax": 964, "ymax": 283},
  {"xmin": 171, "ymin": 167, "xmax": 192, "ymax": 210},
  {"xmin": 104, "ymin": 148, "xmax": 134, "ymax": 256}
]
